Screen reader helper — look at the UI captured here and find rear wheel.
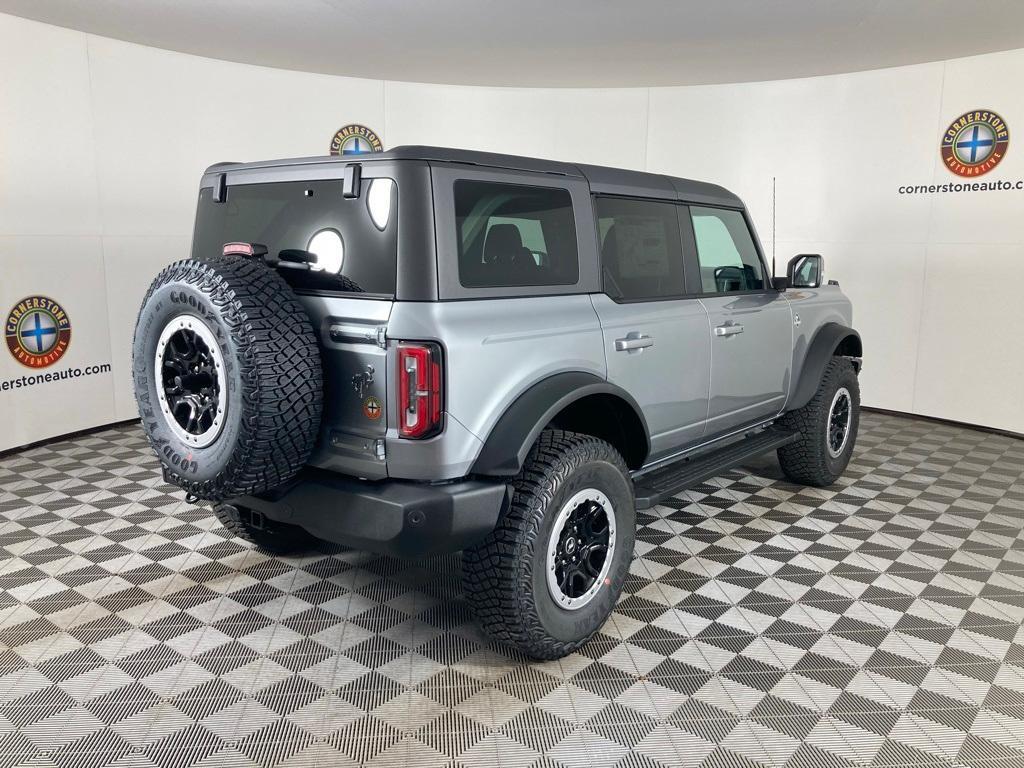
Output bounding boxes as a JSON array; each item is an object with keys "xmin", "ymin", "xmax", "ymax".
[
  {"xmin": 463, "ymin": 430, "xmax": 635, "ymax": 659},
  {"xmin": 777, "ymin": 357, "xmax": 860, "ymax": 486}
]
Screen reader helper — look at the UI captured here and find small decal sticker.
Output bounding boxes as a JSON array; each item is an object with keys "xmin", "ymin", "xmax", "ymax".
[{"xmin": 362, "ymin": 395, "xmax": 382, "ymax": 420}]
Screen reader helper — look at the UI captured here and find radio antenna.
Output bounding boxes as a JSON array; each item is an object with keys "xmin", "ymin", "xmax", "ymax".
[{"xmin": 771, "ymin": 176, "xmax": 777, "ymax": 276}]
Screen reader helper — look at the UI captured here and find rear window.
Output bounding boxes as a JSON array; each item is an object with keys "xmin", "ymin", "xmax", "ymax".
[
  {"xmin": 454, "ymin": 180, "xmax": 579, "ymax": 288},
  {"xmin": 192, "ymin": 178, "xmax": 398, "ymax": 295}
]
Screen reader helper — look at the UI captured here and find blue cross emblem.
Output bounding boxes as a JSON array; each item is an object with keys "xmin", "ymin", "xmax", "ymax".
[
  {"xmin": 955, "ymin": 125, "xmax": 995, "ymax": 164},
  {"xmin": 20, "ymin": 311, "xmax": 58, "ymax": 353},
  {"xmin": 342, "ymin": 137, "xmax": 370, "ymax": 155}
]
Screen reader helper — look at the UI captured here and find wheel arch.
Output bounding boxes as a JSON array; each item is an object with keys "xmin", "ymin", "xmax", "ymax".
[
  {"xmin": 470, "ymin": 371, "xmax": 650, "ymax": 476},
  {"xmin": 788, "ymin": 323, "xmax": 862, "ymax": 412}
]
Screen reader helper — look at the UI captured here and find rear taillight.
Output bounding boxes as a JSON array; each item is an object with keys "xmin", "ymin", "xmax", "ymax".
[{"xmin": 397, "ymin": 342, "xmax": 443, "ymax": 439}]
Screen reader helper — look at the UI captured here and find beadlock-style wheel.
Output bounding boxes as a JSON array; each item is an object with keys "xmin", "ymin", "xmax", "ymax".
[
  {"xmin": 463, "ymin": 429, "xmax": 636, "ymax": 659},
  {"xmin": 545, "ymin": 488, "xmax": 616, "ymax": 610},
  {"xmin": 155, "ymin": 315, "xmax": 227, "ymax": 449},
  {"xmin": 133, "ymin": 255, "xmax": 323, "ymax": 500},
  {"xmin": 777, "ymin": 357, "xmax": 860, "ymax": 487},
  {"xmin": 826, "ymin": 386, "xmax": 852, "ymax": 459}
]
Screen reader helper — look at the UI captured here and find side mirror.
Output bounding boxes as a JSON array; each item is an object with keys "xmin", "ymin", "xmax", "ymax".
[{"xmin": 787, "ymin": 254, "xmax": 823, "ymax": 289}]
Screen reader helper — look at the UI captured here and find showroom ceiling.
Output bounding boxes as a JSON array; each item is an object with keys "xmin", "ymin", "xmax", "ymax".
[{"xmin": 4, "ymin": 0, "xmax": 1024, "ymax": 87}]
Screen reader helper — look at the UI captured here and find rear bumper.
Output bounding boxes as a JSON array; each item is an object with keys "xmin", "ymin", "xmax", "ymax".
[{"xmin": 231, "ymin": 469, "xmax": 510, "ymax": 557}]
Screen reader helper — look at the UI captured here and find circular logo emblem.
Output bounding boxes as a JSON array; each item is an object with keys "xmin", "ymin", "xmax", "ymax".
[
  {"xmin": 5, "ymin": 296, "xmax": 72, "ymax": 368},
  {"xmin": 362, "ymin": 395, "xmax": 382, "ymax": 420},
  {"xmin": 941, "ymin": 110, "xmax": 1010, "ymax": 177},
  {"xmin": 329, "ymin": 124, "xmax": 383, "ymax": 156}
]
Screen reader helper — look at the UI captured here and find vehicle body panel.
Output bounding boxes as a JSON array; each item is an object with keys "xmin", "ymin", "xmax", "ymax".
[
  {"xmin": 700, "ymin": 291, "xmax": 794, "ymax": 434},
  {"xmin": 384, "ymin": 295, "xmax": 606, "ymax": 480},
  {"xmin": 590, "ymin": 293, "xmax": 710, "ymax": 458}
]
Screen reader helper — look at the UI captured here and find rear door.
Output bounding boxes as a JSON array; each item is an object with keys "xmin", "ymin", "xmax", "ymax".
[
  {"xmin": 192, "ymin": 165, "xmax": 403, "ymax": 478},
  {"xmin": 591, "ymin": 196, "xmax": 711, "ymax": 460},
  {"xmin": 685, "ymin": 205, "xmax": 792, "ymax": 436}
]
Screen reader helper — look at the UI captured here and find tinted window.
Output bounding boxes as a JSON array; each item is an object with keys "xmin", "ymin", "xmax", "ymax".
[
  {"xmin": 455, "ymin": 181, "xmax": 579, "ymax": 288},
  {"xmin": 192, "ymin": 179, "xmax": 398, "ymax": 295},
  {"xmin": 596, "ymin": 197, "xmax": 686, "ymax": 301},
  {"xmin": 690, "ymin": 207, "xmax": 766, "ymax": 293}
]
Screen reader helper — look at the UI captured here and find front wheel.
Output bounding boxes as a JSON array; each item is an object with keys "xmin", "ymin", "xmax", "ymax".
[
  {"xmin": 463, "ymin": 430, "xmax": 635, "ymax": 659},
  {"xmin": 777, "ymin": 357, "xmax": 860, "ymax": 486}
]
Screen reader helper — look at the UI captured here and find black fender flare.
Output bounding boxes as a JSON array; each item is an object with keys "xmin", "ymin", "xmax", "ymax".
[
  {"xmin": 471, "ymin": 371, "xmax": 651, "ymax": 476},
  {"xmin": 788, "ymin": 323, "xmax": 862, "ymax": 411}
]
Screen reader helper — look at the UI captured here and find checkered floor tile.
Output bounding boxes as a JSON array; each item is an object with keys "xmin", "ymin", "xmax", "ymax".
[{"xmin": 1, "ymin": 412, "xmax": 1023, "ymax": 768}]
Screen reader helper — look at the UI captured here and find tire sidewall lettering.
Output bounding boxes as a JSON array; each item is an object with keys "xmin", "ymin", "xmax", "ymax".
[
  {"xmin": 133, "ymin": 272, "xmax": 243, "ymax": 484},
  {"xmin": 531, "ymin": 459, "xmax": 635, "ymax": 643}
]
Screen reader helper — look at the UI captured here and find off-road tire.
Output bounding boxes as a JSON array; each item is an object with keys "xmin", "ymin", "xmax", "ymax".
[
  {"xmin": 777, "ymin": 357, "xmax": 860, "ymax": 486},
  {"xmin": 463, "ymin": 430, "xmax": 635, "ymax": 659},
  {"xmin": 133, "ymin": 255, "xmax": 322, "ymax": 500},
  {"xmin": 213, "ymin": 503, "xmax": 315, "ymax": 554}
]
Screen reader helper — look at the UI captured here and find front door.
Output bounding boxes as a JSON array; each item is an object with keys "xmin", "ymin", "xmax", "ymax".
[
  {"xmin": 591, "ymin": 196, "xmax": 711, "ymax": 460},
  {"xmin": 687, "ymin": 205, "xmax": 793, "ymax": 436}
]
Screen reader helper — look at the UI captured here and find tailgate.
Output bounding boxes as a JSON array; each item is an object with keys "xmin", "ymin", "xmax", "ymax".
[{"xmin": 299, "ymin": 295, "xmax": 392, "ymax": 479}]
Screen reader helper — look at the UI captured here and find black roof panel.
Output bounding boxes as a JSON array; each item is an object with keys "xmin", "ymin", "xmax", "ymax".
[{"xmin": 207, "ymin": 145, "xmax": 743, "ymax": 207}]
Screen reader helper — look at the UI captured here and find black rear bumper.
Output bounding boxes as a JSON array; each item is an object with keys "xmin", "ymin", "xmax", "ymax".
[{"xmin": 230, "ymin": 469, "xmax": 510, "ymax": 556}]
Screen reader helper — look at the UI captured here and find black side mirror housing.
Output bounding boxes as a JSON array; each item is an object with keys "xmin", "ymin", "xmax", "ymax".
[
  {"xmin": 772, "ymin": 276, "xmax": 790, "ymax": 291},
  {"xmin": 787, "ymin": 254, "xmax": 823, "ymax": 289}
]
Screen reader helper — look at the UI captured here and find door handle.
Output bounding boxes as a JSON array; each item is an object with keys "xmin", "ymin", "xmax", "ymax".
[
  {"xmin": 615, "ymin": 333, "xmax": 654, "ymax": 352},
  {"xmin": 714, "ymin": 324, "xmax": 744, "ymax": 337}
]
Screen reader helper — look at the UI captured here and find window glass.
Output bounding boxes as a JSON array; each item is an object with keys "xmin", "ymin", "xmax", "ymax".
[
  {"xmin": 192, "ymin": 179, "xmax": 398, "ymax": 295},
  {"xmin": 690, "ymin": 207, "xmax": 766, "ymax": 293},
  {"xmin": 455, "ymin": 181, "xmax": 579, "ymax": 288},
  {"xmin": 595, "ymin": 197, "xmax": 685, "ymax": 301}
]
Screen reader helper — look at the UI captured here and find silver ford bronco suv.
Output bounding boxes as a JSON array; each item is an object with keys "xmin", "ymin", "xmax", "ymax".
[{"xmin": 133, "ymin": 146, "xmax": 862, "ymax": 659}]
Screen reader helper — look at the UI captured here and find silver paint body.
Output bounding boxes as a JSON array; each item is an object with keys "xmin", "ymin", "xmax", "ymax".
[
  {"xmin": 196, "ymin": 148, "xmax": 853, "ymax": 484},
  {"xmin": 296, "ymin": 284, "xmax": 851, "ymax": 482}
]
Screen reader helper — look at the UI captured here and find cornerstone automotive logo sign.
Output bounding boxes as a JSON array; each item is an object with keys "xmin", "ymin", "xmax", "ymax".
[
  {"xmin": 898, "ymin": 109, "xmax": 1021, "ymax": 195},
  {"xmin": 5, "ymin": 296, "xmax": 71, "ymax": 368},
  {"xmin": 941, "ymin": 109, "xmax": 1010, "ymax": 177},
  {"xmin": 329, "ymin": 124, "xmax": 383, "ymax": 156}
]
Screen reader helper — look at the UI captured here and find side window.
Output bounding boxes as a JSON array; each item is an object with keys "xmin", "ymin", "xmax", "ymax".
[
  {"xmin": 595, "ymin": 197, "xmax": 686, "ymax": 301},
  {"xmin": 454, "ymin": 181, "xmax": 579, "ymax": 288},
  {"xmin": 690, "ymin": 206, "xmax": 766, "ymax": 293}
]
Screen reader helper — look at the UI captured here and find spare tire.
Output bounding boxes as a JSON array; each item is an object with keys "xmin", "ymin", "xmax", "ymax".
[{"xmin": 132, "ymin": 255, "xmax": 322, "ymax": 500}]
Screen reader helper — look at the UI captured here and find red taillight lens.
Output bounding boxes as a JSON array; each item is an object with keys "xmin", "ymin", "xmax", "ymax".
[{"xmin": 398, "ymin": 342, "xmax": 443, "ymax": 439}]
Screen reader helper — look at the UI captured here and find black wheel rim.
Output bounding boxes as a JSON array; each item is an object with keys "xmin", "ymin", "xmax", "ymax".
[
  {"xmin": 546, "ymin": 489, "xmax": 616, "ymax": 609},
  {"xmin": 155, "ymin": 315, "xmax": 227, "ymax": 448},
  {"xmin": 828, "ymin": 388, "xmax": 852, "ymax": 458},
  {"xmin": 161, "ymin": 328, "xmax": 220, "ymax": 435}
]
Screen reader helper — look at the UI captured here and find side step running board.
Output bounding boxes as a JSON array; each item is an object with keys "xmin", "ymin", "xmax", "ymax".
[{"xmin": 633, "ymin": 427, "xmax": 799, "ymax": 510}]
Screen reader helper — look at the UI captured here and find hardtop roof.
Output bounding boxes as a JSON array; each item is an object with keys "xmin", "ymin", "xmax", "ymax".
[{"xmin": 205, "ymin": 145, "xmax": 743, "ymax": 207}]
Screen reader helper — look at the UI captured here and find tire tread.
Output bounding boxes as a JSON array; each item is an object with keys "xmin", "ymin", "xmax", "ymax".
[
  {"xmin": 777, "ymin": 357, "xmax": 859, "ymax": 486},
  {"xmin": 463, "ymin": 429, "xmax": 632, "ymax": 659},
  {"xmin": 134, "ymin": 255, "xmax": 323, "ymax": 500}
]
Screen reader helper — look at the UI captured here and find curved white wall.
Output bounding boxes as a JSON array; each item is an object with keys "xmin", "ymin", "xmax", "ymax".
[{"xmin": 2, "ymin": 13, "xmax": 1022, "ymax": 451}]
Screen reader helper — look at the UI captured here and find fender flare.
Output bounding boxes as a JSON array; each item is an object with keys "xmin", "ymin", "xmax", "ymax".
[
  {"xmin": 788, "ymin": 323, "xmax": 862, "ymax": 411},
  {"xmin": 470, "ymin": 371, "xmax": 651, "ymax": 476}
]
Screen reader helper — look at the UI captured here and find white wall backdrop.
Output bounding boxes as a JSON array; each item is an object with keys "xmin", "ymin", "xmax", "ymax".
[{"xmin": 1, "ymin": 13, "xmax": 1021, "ymax": 451}]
